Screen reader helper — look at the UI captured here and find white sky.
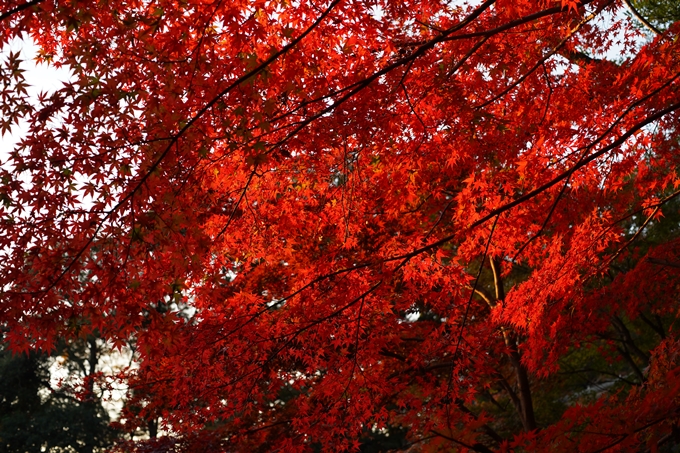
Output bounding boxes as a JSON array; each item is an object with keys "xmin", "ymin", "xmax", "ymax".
[{"xmin": 0, "ymin": 35, "xmax": 73, "ymax": 151}]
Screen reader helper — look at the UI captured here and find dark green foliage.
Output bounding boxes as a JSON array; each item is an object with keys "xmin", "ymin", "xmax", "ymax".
[
  {"xmin": 359, "ymin": 426, "xmax": 409, "ymax": 453},
  {"xmin": 0, "ymin": 347, "xmax": 116, "ymax": 453},
  {"xmin": 631, "ymin": 0, "xmax": 680, "ymax": 30}
]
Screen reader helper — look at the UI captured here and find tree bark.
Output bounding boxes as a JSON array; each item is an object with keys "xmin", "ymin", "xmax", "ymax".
[{"xmin": 491, "ymin": 258, "xmax": 537, "ymax": 431}]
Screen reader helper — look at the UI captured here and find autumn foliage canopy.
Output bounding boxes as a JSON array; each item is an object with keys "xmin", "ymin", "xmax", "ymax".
[{"xmin": 1, "ymin": 0, "xmax": 680, "ymax": 450}]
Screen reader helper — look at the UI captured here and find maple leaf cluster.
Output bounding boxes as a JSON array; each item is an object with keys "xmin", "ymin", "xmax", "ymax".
[{"xmin": 1, "ymin": 0, "xmax": 680, "ymax": 451}]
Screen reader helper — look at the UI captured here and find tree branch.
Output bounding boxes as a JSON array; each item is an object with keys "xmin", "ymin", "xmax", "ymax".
[
  {"xmin": 430, "ymin": 429, "xmax": 494, "ymax": 453},
  {"xmin": 0, "ymin": 0, "xmax": 43, "ymax": 22},
  {"xmin": 491, "ymin": 259, "xmax": 536, "ymax": 431},
  {"xmin": 623, "ymin": 0, "xmax": 664, "ymax": 36}
]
